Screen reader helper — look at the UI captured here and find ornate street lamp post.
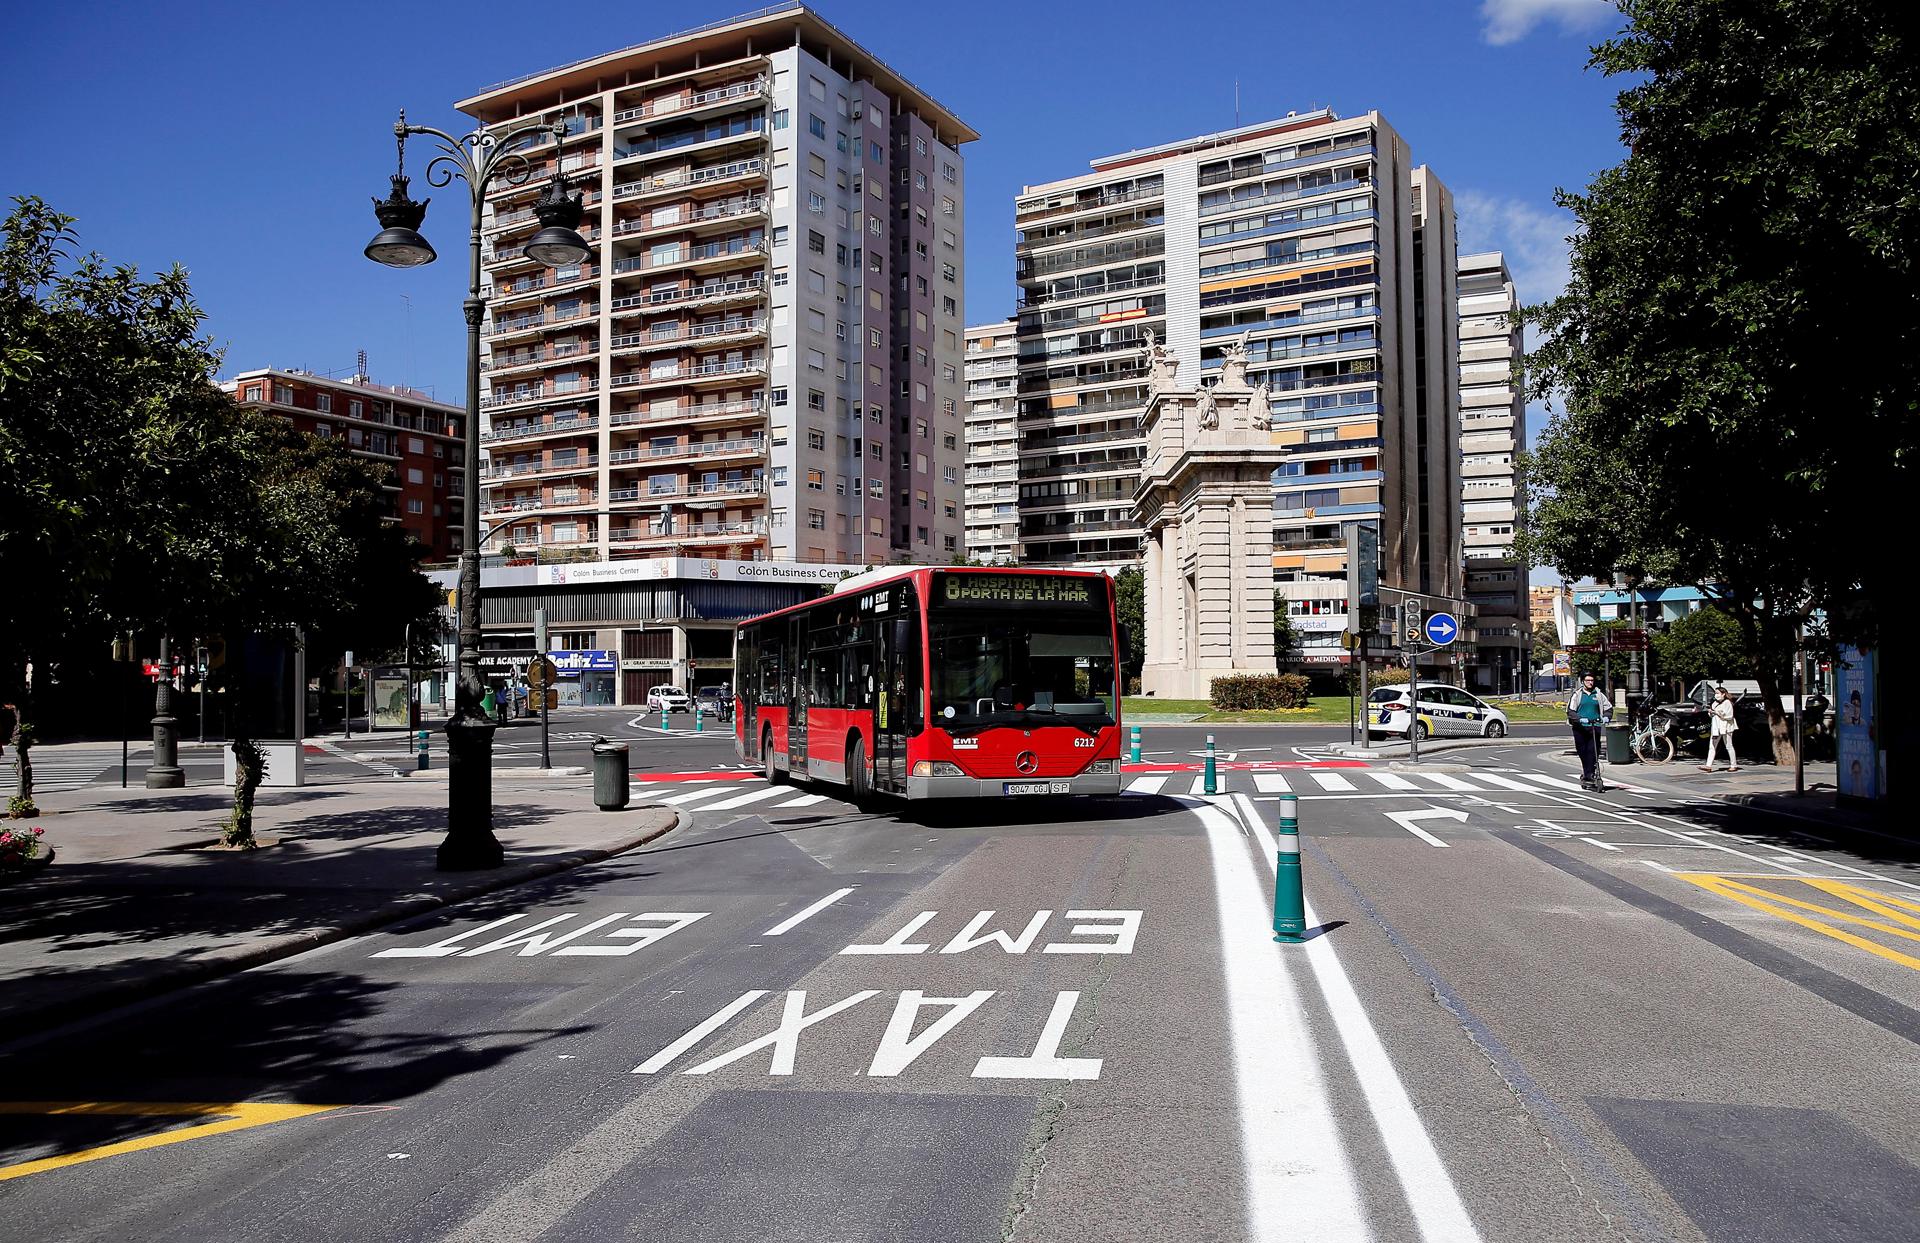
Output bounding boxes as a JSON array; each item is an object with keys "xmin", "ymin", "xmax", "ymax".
[{"xmin": 364, "ymin": 111, "xmax": 590, "ymax": 870}]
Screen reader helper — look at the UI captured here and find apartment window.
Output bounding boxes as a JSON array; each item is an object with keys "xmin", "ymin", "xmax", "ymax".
[
  {"xmin": 870, "ymin": 516, "xmax": 885, "ymax": 536},
  {"xmin": 835, "ymin": 475, "xmax": 848, "ymax": 495},
  {"xmin": 807, "ymin": 152, "xmax": 826, "ymax": 177},
  {"xmin": 349, "ymin": 399, "xmax": 363, "ymax": 417},
  {"xmin": 808, "ymin": 75, "xmax": 826, "ymax": 101},
  {"xmin": 836, "ymin": 281, "xmax": 848, "ymax": 304},
  {"xmin": 942, "ymin": 296, "xmax": 957, "ymax": 317},
  {"xmin": 773, "ymin": 226, "xmax": 789, "ymax": 247},
  {"xmin": 806, "ymin": 469, "xmax": 824, "ymax": 491},
  {"xmin": 807, "ymin": 389, "xmax": 827, "ymax": 411},
  {"xmin": 941, "ymin": 229, "xmax": 957, "ymax": 249},
  {"xmin": 915, "ymin": 452, "xmax": 928, "ymax": 474},
  {"xmin": 870, "ymin": 141, "xmax": 883, "ymax": 163},
  {"xmin": 807, "ymin": 269, "xmax": 827, "ymax": 294},
  {"xmin": 407, "ymin": 436, "xmax": 425, "ymax": 454},
  {"xmin": 806, "ymin": 428, "xmax": 826, "ymax": 450},
  {"xmin": 943, "ymin": 534, "xmax": 957, "ymax": 552},
  {"xmin": 807, "ymin": 308, "xmax": 826, "ymax": 334},
  {"xmin": 771, "ymin": 386, "xmax": 789, "ymax": 407},
  {"xmin": 915, "ymin": 489, "xmax": 929, "ymax": 511},
  {"xmin": 773, "ymin": 466, "xmax": 788, "ymax": 487},
  {"xmin": 869, "ymin": 328, "xmax": 882, "ymax": 348},
  {"xmin": 836, "ymin": 131, "xmax": 849, "ymax": 153},
  {"xmin": 941, "ymin": 262, "xmax": 957, "ymax": 284},
  {"xmin": 941, "ymin": 162, "xmax": 956, "ymax": 183},
  {"xmin": 407, "ymin": 467, "xmax": 424, "ymax": 484},
  {"xmin": 942, "ymin": 465, "xmax": 958, "ymax": 484},
  {"xmin": 808, "ymin": 114, "xmax": 827, "ymax": 138},
  {"xmin": 313, "ymin": 423, "xmax": 332, "ymax": 438},
  {"xmin": 806, "ymin": 349, "xmax": 826, "ymax": 371},
  {"xmin": 869, "ymin": 442, "xmax": 882, "ymax": 461},
  {"xmin": 915, "ymin": 136, "xmax": 927, "ymax": 155},
  {"xmin": 942, "ymin": 433, "xmax": 957, "ymax": 451},
  {"xmin": 315, "ymin": 393, "xmax": 332, "ymax": 413},
  {"xmin": 772, "ymin": 109, "xmax": 790, "ymax": 130},
  {"xmin": 914, "ymin": 417, "xmax": 929, "ymax": 438},
  {"xmin": 807, "ymin": 508, "xmax": 826, "ymax": 530},
  {"xmin": 835, "ymin": 242, "xmax": 848, "ymax": 266},
  {"xmin": 835, "ymin": 321, "xmax": 847, "ymax": 340},
  {"xmin": 943, "ymin": 499, "xmax": 957, "ymax": 519},
  {"xmin": 916, "ymin": 525, "xmax": 929, "ymax": 545},
  {"xmin": 869, "ymin": 479, "xmax": 884, "ymax": 498},
  {"xmin": 914, "ymin": 171, "xmax": 927, "ymax": 191},
  {"xmin": 808, "ymin": 192, "xmax": 826, "ymax": 215},
  {"xmin": 407, "ymin": 499, "xmax": 425, "ymax": 515},
  {"xmin": 870, "ymin": 405, "xmax": 884, "ymax": 422}
]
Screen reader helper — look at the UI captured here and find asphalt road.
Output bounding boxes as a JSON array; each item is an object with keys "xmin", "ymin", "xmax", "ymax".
[{"xmin": 4, "ymin": 720, "xmax": 1917, "ymax": 1241}]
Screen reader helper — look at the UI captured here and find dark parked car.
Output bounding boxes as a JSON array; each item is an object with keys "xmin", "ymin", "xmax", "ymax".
[{"xmin": 1640, "ymin": 683, "xmax": 1772, "ymax": 757}]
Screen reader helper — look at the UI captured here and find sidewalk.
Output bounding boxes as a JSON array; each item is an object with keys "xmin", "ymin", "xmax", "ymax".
[{"xmin": 0, "ymin": 775, "xmax": 678, "ymax": 1038}]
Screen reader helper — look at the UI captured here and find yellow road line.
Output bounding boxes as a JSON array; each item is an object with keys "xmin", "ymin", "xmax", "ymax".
[
  {"xmin": 1800, "ymin": 878, "xmax": 1920, "ymax": 931},
  {"xmin": 0, "ymin": 1101, "xmax": 340, "ymax": 1182},
  {"xmin": 1675, "ymin": 875, "xmax": 1920, "ymax": 973}
]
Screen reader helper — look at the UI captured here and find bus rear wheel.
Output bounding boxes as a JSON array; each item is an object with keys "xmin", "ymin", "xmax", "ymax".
[
  {"xmin": 763, "ymin": 728, "xmax": 783, "ymax": 784},
  {"xmin": 846, "ymin": 736, "xmax": 870, "ymax": 802}
]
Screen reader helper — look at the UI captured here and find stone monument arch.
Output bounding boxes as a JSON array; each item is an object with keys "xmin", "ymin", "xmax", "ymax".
[{"xmin": 1130, "ymin": 339, "xmax": 1288, "ymax": 699}]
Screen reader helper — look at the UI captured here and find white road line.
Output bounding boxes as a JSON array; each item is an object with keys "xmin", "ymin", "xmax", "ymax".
[
  {"xmin": 1464, "ymin": 772, "xmax": 1549, "ymax": 795},
  {"xmin": 764, "ymin": 887, "xmax": 858, "ymax": 936},
  {"xmin": 1126, "ymin": 775, "xmax": 1170, "ymax": 795},
  {"xmin": 1231, "ymin": 793, "xmax": 1483, "ymax": 1242},
  {"xmin": 1187, "ymin": 775, "xmax": 1209, "ymax": 797},
  {"xmin": 1253, "ymin": 772, "xmax": 1293, "ymax": 794},
  {"xmin": 772, "ymin": 793, "xmax": 827, "ymax": 808},
  {"xmin": 1365, "ymin": 771, "xmax": 1421, "ymax": 791},
  {"xmin": 699, "ymin": 784, "xmax": 787, "ymax": 811},
  {"xmin": 657, "ymin": 785, "xmax": 732, "ymax": 805},
  {"xmin": 1410, "ymin": 773, "xmax": 1482, "ymax": 792},
  {"xmin": 1309, "ymin": 772, "xmax": 1357, "ymax": 792},
  {"xmin": 1187, "ymin": 795, "xmax": 1369, "ymax": 1241}
]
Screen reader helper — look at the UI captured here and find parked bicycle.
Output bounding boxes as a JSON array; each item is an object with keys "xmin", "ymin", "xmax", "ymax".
[{"xmin": 1628, "ymin": 695, "xmax": 1675, "ymax": 763}]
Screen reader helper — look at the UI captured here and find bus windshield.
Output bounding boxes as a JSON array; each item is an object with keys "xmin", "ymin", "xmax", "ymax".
[{"xmin": 927, "ymin": 613, "xmax": 1117, "ymax": 733}]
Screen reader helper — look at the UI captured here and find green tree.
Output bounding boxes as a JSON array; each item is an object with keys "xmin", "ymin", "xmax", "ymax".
[
  {"xmin": 1572, "ymin": 620, "xmax": 1635, "ymax": 689},
  {"xmin": 1113, "ymin": 567, "xmax": 1144, "ymax": 682},
  {"xmin": 1650, "ymin": 606, "xmax": 1749, "ymax": 697},
  {"xmin": 1272, "ymin": 593, "xmax": 1298, "ymax": 660},
  {"xmin": 1521, "ymin": 0, "xmax": 1920, "ymax": 764},
  {"xmin": 1531, "ymin": 620, "xmax": 1560, "ymax": 660}
]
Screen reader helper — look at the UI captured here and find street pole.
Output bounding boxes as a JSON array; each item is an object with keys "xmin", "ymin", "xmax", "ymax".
[
  {"xmin": 196, "ymin": 644, "xmax": 207, "ymax": 745},
  {"xmin": 365, "ymin": 111, "xmax": 585, "ymax": 871},
  {"xmin": 534, "ymin": 608, "xmax": 551, "ymax": 771},
  {"xmin": 1794, "ymin": 625, "xmax": 1806, "ymax": 797},
  {"xmin": 1357, "ymin": 634, "xmax": 1370, "ymax": 752},
  {"xmin": 145, "ymin": 634, "xmax": 184, "ymax": 788},
  {"xmin": 1407, "ymin": 644, "xmax": 1419, "ymax": 764}
]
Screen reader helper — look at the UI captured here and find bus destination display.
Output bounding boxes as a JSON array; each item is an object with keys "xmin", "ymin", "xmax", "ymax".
[{"xmin": 938, "ymin": 573, "xmax": 1098, "ymax": 608}]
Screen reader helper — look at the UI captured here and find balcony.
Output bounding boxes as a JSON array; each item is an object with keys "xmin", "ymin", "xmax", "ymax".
[
  {"xmin": 609, "ymin": 316, "xmax": 767, "ymax": 355},
  {"xmin": 482, "ymin": 412, "xmax": 601, "ymax": 445},
  {"xmin": 1017, "ymin": 271, "xmax": 1164, "ymax": 308},
  {"xmin": 1201, "ymin": 303, "xmax": 1377, "ymax": 340},
  {"xmin": 482, "ymin": 342, "xmax": 599, "ymax": 376},
  {"xmin": 484, "ymin": 194, "xmax": 603, "ymax": 237},
  {"xmin": 614, "ymin": 123, "xmax": 765, "ymax": 170},
  {"xmin": 613, "ymin": 157, "xmax": 766, "ymax": 203},
  {"xmin": 613, "ymin": 195, "xmax": 767, "ymax": 239},
  {"xmin": 488, "ymin": 304, "xmax": 600, "ymax": 341},
  {"xmin": 608, "ymin": 356, "xmax": 766, "ymax": 392},
  {"xmin": 609, "ymin": 396, "xmax": 764, "ymax": 428},
  {"xmin": 479, "ymin": 453, "xmax": 598, "ymax": 482},
  {"xmin": 480, "ymin": 378, "xmax": 599, "ymax": 411},
  {"xmin": 1197, "ymin": 143, "xmax": 1376, "ymax": 189},
  {"xmin": 613, "ymin": 77, "xmax": 768, "ymax": 126},
  {"xmin": 609, "ymin": 273, "xmax": 766, "ymax": 316},
  {"xmin": 607, "ymin": 435, "xmax": 766, "ymax": 467},
  {"xmin": 1199, "ymin": 173, "xmax": 1373, "ymax": 220},
  {"xmin": 610, "ymin": 516, "xmax": 768, "ymax": 545},
  {"xmin": 487, "ymin": 154, "xmax": 602, "ymax": 202},
  {"xmin": 611, "ymin": 237, "xmax": 766, "ymax": 277},
  {"xmin": 607, "ymin": 478, "xmax": 763, "ymax": 504},
  {"xmin": 485, "ymin": 267, "xmax": 599, "ymax": 307},
  {"xmin": 1016, "ymin": 182, "xmax": 1163, "ymax": 224}
]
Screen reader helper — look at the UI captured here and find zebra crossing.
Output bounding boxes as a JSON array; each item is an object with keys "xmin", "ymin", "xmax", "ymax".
[
  {"xmin": 16, "ymin": 747, "xmax": 126, "ymax": 793},
  {"xmin": 1124, "ymin": 767, "xmax": 1650, "ymax": 799},
  {"xmin": 634, "ymin": 776, "xmax": 839, "ymax": 815}
]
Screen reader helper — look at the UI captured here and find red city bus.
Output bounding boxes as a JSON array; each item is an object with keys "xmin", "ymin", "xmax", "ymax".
[{"xmin": 734, "ymin": 567, "xmax": 1124, "ymax": 799}]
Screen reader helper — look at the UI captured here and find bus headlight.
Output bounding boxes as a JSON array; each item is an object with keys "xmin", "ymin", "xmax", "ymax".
[
  {"xmin": 1085, "ymin": 759, "xmax": 1116, "ymax": 774},
  {"xmin": 911, "ymin": 761, "xmax": 965, "ymax": 777}
]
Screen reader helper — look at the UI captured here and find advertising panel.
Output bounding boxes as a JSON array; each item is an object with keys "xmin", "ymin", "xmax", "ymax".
[
  {"xmin": 1834, "ymin": 644, "xmax": 1879, "ymax": 800},
  {"xmin": 371, "ymin": 673, "xmax": 411, "ymax": 730}
]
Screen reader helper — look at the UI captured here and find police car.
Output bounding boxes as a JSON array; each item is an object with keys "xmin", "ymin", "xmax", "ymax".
[{"xmin": 1367, "ymin": 685, "xmax": 1510, "ymax": 740}]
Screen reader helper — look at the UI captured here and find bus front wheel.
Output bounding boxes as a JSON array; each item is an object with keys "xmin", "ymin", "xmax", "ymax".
[
  {"xmin": 764, "ymin": 728, "xmax": 783, "ymax": 784},
  {"xmin": 846, "ymin": 735, "xmax": 870, "ymax": 802}
]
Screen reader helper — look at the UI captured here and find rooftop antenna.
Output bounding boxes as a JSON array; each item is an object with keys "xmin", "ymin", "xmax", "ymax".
[
  {"xmin": 1234, "ymin": 79, "xmax": 1240, "ymax": 128},
  {"xmin": 355, "ymin": 349, "xmax": 368, "ymax": 383},
  {"xmin": 401, "ymin": 293, "xmax": 413, "ymax": 392}
]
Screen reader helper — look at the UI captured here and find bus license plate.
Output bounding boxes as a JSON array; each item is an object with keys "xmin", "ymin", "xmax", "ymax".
[{"xmin": 1005, "ymin": 781, "xmax": 1070, "ymax": 795}]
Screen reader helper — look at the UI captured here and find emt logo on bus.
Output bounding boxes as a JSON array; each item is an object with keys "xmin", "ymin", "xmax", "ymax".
[{"xmin": 939, "ymin": 574, "xmax": 1095, "ymax": 607}]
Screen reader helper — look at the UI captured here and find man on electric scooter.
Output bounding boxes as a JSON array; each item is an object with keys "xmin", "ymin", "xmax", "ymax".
[{"xmin": 1566, "ymin": 672, "xmax": 1612, "ymax": 790}]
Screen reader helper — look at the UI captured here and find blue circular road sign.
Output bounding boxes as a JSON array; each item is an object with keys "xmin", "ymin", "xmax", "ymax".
[{"xmin": 1424, "ymin": 611, "xmax": 1460, "ymax": 646}]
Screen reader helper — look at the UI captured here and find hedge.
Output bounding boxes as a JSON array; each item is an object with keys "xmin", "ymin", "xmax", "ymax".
[{"xmin": 1209, "ymin": 673, "xmax": 1313, "ymax": 710}]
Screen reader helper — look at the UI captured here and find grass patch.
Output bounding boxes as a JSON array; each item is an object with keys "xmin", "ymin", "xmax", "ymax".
[
  {"xmin": 1123, "ymin": 695, "xmax": 1370, "ymax": 724},
  {"xmin": 1121, "ymin": 696, "xmax": 1213, "ymax": 716}
]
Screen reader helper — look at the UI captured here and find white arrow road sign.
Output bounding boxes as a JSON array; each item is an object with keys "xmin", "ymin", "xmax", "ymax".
[{"xmin": 1384, "ymin": 807, "xmax": 1469, "ymax": 847}]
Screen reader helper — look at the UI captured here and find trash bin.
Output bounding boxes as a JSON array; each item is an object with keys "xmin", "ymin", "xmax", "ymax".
[
  {"xmin": 592, "ymin": 738, "xmax": 630, "ymax": 811},
  {"xmin": 1604, "ymin": 722, "xmax": 1634, "ymax": 763}
]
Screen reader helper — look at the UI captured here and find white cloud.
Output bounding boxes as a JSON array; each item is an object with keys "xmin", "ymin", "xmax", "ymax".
[
  {"xmin": 1479, "ymin": 0, "xmax": 1614, "ymax": 46},
  {"xmin": 1454, "ymin": 189, "xmax": 1578, "ymax": 309}
]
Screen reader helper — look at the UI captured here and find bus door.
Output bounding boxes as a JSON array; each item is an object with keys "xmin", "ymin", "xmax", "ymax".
[
  {"xmin": 873, "ymin": 587, "xmax": 919, "ymax": 793},
  {"xmin": 786, "ymin": 613, "xmax": 808, "ymax": 774}
]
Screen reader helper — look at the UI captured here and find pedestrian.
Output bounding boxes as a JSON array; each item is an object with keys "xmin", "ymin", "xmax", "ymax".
[
  {"xmin": 1566, "ymin": 672, "xmax": 1611, "ymax": 790},
  {"xmin": 1701, "ymin": 684, "xmax": 1740, "ymax": 772}
]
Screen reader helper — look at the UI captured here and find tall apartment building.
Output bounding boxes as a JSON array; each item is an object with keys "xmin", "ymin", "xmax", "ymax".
[
  {"xmin": 962, "ymin": 319, "xmax": 1019, "ymax": 563},
  {"xmin": 455, "ymin": 6, "xmax": 973, "ymax": 566},
  {"xmin": 1012, "ymin": 110, "xmax": 1459, "ymax": 664},
  {"xmin": 221, "ymin": 366, "xmax": 465, "ymax": 561},
  {"xmin": 1458, "ymin": 251, "xmax": 1527, "ymax": 691}
]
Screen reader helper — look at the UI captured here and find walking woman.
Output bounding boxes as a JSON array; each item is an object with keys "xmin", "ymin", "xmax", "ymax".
[
  {"xmin": 1702, "ymin": 684, "xmax": 1740, "ymax": 772},
  {"xmin": 1566, "ymin": 672, "xmax": 1611, "ymax": 790}
]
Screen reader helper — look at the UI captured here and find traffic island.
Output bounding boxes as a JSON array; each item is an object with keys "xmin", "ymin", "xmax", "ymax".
[{"xmin": 0, "ymin": 780, "xmax": 680, "ymax": 1041}]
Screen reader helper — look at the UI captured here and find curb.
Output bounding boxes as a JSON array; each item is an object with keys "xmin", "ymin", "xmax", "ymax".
[
  {"xmin": 3, "ymin": 806, "xmax": 684, "ymax": 1042},
  {"xmin": 1325, "ymin": 736, "xmax": 1560, "ymax": 759}
]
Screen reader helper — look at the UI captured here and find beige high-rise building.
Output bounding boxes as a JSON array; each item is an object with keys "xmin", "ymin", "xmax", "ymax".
[
  {"xmin": 1012, "ymin": 110, "xmax": 1460, "ymax": 667},
  {"xmin": 456, "ymin": 6, "xmax": 974, "ymax": 566},
  {"xmin": 962, "ymin": 320, "xmax": 1019, "ymax": 563},
  {"xmin": 1458, "ymin": 251, "xmax": 1527, "ymax": 691}
]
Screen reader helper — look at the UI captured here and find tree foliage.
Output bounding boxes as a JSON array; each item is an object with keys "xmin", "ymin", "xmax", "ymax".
[
  {"xmin": 1113, "ymin": 567, "xmax": 1145, "ymax": 678},
  {"xmin": 1521, "ymin": 0, "xmax": 1920, "ymax": 761},
  {"xmin": 0, "ymin": 198, "xmax": 442, "ymax": 832},
  {"xmin": 1650, "ymin": 605, "xmax": 1748, "ymax": 694}
]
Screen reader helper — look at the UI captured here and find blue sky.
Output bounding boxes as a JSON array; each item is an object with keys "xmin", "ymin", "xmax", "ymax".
[{"xmin": 4, "ymin": 0, "xmax": 1624, "ymax": 400}]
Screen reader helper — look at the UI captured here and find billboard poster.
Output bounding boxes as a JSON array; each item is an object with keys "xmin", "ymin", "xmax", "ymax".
[
  {"xmin": 1834, "ymin": 644, "xmax": 1879, "ymax": 800},
  {"xmin": 372, "ymin": 673, "xmax": 411, "ymax": 730}
]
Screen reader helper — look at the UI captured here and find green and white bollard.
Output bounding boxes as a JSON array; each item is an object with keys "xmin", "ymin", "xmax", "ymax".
[
  {"xmin": 1204, "ymin": 733, "xmax": 1218, "ymax": 795},
  {"xmin": 661, "ymin": 703, "xmax": 670, "ymax": 731},
  {"xmin": 695, "ymin": 701, "xmax": 704, "ymax": 733},
  {"xmin": 415, "ymin": 730, "xmax": 430, "ymax": 772},
  {"xmin": 1129, "ymin": 724, "xmax": 1141, "ymax": 764},
  {"xmin": 1272, "ymin": 793, "xmax": 1306, "ymax": 942}
]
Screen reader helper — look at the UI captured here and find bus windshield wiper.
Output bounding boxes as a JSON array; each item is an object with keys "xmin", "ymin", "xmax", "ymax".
[{"xmin": 1018, "ymin": 707, "xmax": 1111, "ymax": 736}]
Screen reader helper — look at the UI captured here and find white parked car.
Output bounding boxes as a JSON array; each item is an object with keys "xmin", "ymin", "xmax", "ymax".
[
  {"xmin": 1367, "ymin": 685, "xmax": 1510, "ymax": 740},
  {"xmin": 646, "ymin": 686, "xmax": 692, "ymax": 713}
]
